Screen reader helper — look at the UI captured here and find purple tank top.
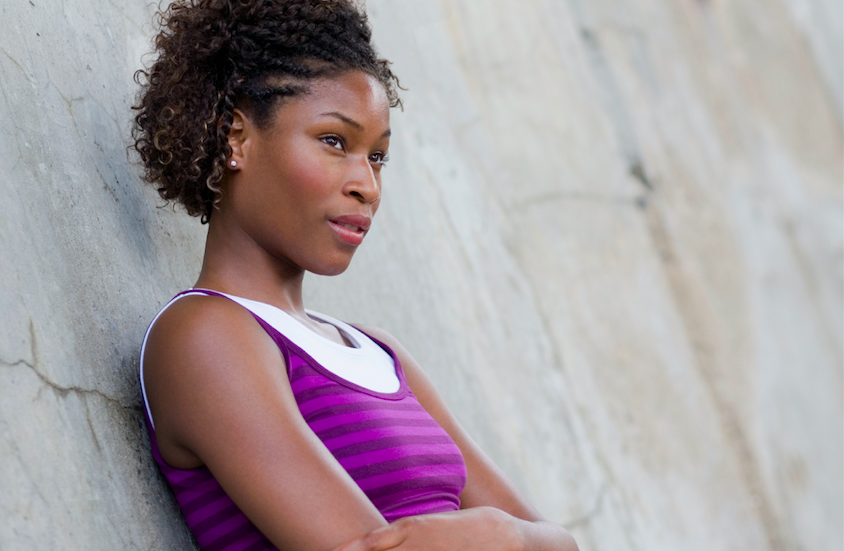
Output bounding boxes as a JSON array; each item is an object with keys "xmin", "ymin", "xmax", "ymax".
[{"xmin": 141, "ymin": 291, "xmax": 467, "ymax": 551}]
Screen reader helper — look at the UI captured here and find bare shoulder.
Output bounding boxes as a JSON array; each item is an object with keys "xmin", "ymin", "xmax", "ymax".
[
  {"xmin": 144, "ymin": 293, "xmax": 282, "ymax": 385},
  {"xmin": 143, "ymin": 294, "xmax": 288, "ymax": 467},
  {"xmin": 145, "ymin": 294, "xmax": 271, "ymax": 359}
]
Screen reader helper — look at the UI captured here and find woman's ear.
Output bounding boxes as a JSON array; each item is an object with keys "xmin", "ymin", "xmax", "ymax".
[{"xmin": 226, "ymin": 108, "xmax": 248, "ymax": 170}]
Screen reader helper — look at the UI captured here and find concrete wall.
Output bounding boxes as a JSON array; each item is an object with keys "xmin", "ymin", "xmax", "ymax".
[{"xmin": 0, "ymin": 0, "xmax": 840, "ymax": 549}]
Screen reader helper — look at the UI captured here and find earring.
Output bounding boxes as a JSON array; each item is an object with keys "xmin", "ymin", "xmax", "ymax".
[{"xmin": 230, "ymin": 160, "xmax": 237, "ymax": 167}]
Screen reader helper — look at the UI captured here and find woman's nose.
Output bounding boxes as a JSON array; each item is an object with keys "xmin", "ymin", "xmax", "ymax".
[{"xmin": 343, "ymin": 157, "xmax": 380, "ymax": 204}]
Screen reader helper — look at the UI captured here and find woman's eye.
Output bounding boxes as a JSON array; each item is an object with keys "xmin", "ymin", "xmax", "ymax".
[
  {"xmin": 369, "ymin": 151, "xmax": 389, "ymax": 165},
  {"xmin": 321, "ymin": 135, "xmax": 344, "ymax": 150}
]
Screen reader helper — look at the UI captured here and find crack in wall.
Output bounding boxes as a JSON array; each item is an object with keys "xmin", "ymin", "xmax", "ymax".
[
  {"xmin": 577, "ymin": 26, "xmax": 648, "ymax": 183},
  {"xmin": 0, "ymin": 48, "xmax": 35, "ymax": 85},
  {"xmin": 80, "ymin": 397, "xmax": 104, "ymax": 454},
  {"xmin": 0, "ymin": 354, "xmax": 128, "ymax": 410},
  {"xmin": 0, "ymin": 50, "xmax": 35, "ymax": 159},
  {"xmin": 1, "ymin": 320, "xmax": 128, "ymax": 411}
]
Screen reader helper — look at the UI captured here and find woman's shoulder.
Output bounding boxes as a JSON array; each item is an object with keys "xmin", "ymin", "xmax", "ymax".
[
  {"xmin": 146, "ymin": 293, "xmax": 261, "ymax": 355},
  {"xmin": 146, "ymin": 291, "xmax": 289, "ymax": 375},
  {"xmin": 143, "ymin": 293, "xmax": 290, "ymax": 467},
  {"xmin": 143, "ymin": 292, "xmax": 287, "ymax": 414}
]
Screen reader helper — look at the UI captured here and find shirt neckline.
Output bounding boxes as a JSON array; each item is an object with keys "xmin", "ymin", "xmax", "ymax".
[{"xmin": 188, "ymin": 288, "xmax": 408, "ymax": 399}]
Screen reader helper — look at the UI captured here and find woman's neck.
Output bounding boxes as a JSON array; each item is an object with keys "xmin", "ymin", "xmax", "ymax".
[
  {"xmin": 194, "ymin": 213, "xmax": 307, "ymax": 316},
  {"xmin": 195, "ymin": 215, "xmax": 352, "ymax": 347}
]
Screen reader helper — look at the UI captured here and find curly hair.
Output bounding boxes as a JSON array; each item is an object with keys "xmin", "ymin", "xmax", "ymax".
[{"xmin": 133, "ymin": 0, "xmax": 401, "ymax": 223}]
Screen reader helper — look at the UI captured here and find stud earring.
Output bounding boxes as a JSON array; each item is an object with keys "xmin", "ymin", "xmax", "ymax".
[{"xmin": 230, "ymin": 160, "xmax": 237, "ymax": 168}]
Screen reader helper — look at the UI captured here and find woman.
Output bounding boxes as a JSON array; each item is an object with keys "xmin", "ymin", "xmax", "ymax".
[{"xmin": 134, "ymin": 1, "xmax": 579, "ymax": 550}]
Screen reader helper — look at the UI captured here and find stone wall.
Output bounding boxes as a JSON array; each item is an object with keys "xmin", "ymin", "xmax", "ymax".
[{"xmin": 0, "ymin": 0, "xmax": 840, "ymax": 549}]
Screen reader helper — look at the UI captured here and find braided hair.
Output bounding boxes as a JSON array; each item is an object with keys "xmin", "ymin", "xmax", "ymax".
[{"xmin": 132, "ymin": 0, "xmax": 401, "ymax": 223}]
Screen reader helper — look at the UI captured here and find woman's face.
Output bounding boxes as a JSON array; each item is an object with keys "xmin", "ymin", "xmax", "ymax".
[{"xmin": 224, "ymin": 70, "xmax": 392, "ymax": 276}]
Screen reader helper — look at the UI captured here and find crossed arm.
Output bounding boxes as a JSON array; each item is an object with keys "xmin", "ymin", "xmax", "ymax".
[{"xmin": 143, "ymin": 295, "xmax": 578, "ymax": 551}]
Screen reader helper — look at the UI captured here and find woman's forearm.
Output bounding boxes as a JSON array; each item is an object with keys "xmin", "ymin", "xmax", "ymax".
[
  {"xmin": 514, "ymin": 519, "xmax": 579, "ymax": 551},
  {"xmin": 331, "ymin": 507, "xmax": 578, "ymax": 551}
]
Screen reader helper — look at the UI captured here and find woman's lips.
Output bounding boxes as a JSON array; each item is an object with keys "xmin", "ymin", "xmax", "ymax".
[{"xmin": 328, "ymin": 215, "xmax": 371, "ymax": 246}]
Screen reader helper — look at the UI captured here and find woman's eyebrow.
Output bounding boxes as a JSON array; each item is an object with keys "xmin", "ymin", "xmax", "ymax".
[
  {"xmin": 319, "ymin": 111, "xmax": 391, "ymax": 137},
  {"xmin": 320, "ymin": 111, "xmax": 364, "ymax": 130}
]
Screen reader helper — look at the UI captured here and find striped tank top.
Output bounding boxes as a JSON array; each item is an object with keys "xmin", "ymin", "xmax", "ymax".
[{"xmin": 140, "ymin": 290, "xmax": 467, "ymax": 551}]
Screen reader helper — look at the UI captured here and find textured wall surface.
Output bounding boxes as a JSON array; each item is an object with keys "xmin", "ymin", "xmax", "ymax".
[{"xmin": 0, "ymin": 0, "xmax": 840, "ymax": 550}]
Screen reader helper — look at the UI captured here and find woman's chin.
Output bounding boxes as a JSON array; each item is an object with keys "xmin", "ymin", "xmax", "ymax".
[{"xmin": 307, "ymin": 257, "xmax": 354, "ymax": 277}]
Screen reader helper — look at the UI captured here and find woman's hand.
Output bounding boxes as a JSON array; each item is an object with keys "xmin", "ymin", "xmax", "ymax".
[{"xmin": 331, "ymin": 507, "xmax": 523, "ymax": 551}]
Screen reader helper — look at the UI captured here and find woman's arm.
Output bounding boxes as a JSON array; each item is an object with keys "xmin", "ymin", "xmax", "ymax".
[
  {"xmin": 346, "ymin": 326, "xmax": 579, "ymax": 551},
  {"xmin": 144, "ymin": 295, "xmax": 575, "ymax": 551},
  {"xmin": 333, "ymin": 508, "xmax": 577, "ymax": 551},
  {"xmin": 143, "ymin": 295, "xmax": 389, "ymax": 551}
]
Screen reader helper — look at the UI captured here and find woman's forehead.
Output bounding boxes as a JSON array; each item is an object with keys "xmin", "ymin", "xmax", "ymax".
[{"xmin": 276, "ymin": 72, "xmax": 391, "ymax": 126}]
